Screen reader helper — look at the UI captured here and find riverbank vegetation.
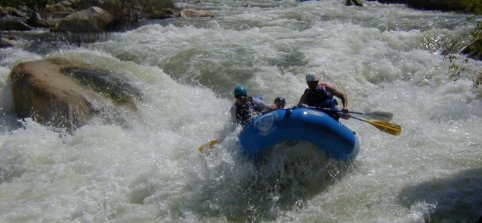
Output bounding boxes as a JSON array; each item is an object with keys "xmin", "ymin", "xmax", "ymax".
[{"xmin": 455, "ymin": 0, "xmax": 482, "ymax": 88}]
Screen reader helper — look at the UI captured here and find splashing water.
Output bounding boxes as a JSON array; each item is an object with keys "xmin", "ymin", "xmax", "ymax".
[{"xmin": 0, "ymin": 0, "xmax": 481, "ymax": 222}]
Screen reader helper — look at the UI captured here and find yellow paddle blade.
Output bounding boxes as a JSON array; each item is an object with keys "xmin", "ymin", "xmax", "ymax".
[
  {"xmin": 350, "ymin": 115, "xmax": 402, "ymax": 136},
  {"xmin": 368, "ymin": 120, "xmax": 402, "ymax": 136},
  {"xmin": 198, "ymin": 139, "xmax": 219, "ymax": 153}
]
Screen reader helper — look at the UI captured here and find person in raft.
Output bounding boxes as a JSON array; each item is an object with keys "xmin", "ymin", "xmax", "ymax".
[
  {"xmin": 273, "ymin": 96, "xmax": 286, "ymax": 109},
  {"xmin": 230, "ymin": 85, "xmax": 278, "ymax": 126},
  {"xmin": 297, "ymin": 73, "xmax": 350, "ymax": 121}
]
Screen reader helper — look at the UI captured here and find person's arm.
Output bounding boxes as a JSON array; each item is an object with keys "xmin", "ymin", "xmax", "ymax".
[
  {"xmin": 229, "ymin": 103, "xmax": 240, "ymax": 123},
  {"xmin": 325, "ymin": 84, "xmax": 350, "ymax": 119},
  {"xmin": 325, "ymin": 84, "xmax": 348, "ymax": 110},
  {"xmin": 297, "ymin": 90, "xmax": 308, "ymax": 107},
  {"xmin": 251, "ymin": 97, "xmax": 272, "ymax": 112},
  {"xmin": 266, "ymin": 104, "xmax": 278, "ymax": 111}
]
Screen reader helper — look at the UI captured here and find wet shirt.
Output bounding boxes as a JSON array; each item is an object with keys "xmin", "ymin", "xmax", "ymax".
[{"xmin": 230, "ymin": 97, "xmax": 268, "ymax": 126}]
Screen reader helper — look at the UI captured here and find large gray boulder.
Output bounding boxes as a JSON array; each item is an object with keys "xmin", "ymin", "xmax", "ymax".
[
  {"xmin": 10, "ymin": 58, "xmax": 142, "ymax": 130},
  {"xmin": 56, "ymin": 6, "xmax": 113, "ymax": 32},
  {"xmin": 10, "ymin": 59, "xmax": 97, "ymax": 129}
]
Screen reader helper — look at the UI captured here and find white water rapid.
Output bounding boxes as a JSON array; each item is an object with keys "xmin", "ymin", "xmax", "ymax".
[{"xmin": 0, "ymin": 0, "xmax": 481, "ymax": 222}]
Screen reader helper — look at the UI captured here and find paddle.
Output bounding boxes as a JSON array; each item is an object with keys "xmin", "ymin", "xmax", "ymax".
[
  {"xmin": 302, "ymin": 106, "xmax": 393, "ymax": 122},
  {"xmin": 317, "ymin": 107, "xmax": 401, "ymax": 136},
  {"xmin": 198, "ymin": 139, "xmax": 219, "ymax": 153},
  {"xmin": 347, "ymin": 110, "xmax": 393, "ymax": 122},
  {"xmin": 349, "ymin": 115, "xmax": 401, "ymax": 136}
]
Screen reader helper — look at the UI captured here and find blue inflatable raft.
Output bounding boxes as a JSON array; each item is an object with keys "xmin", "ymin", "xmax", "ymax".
[{"xmin": 238, "ymin": 107, "xmax": 359, "ymax": 161}]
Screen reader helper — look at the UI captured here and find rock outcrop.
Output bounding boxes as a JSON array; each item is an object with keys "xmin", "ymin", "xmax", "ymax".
[
  {"xmin": 9, "ymin": 58, "xmax": 142, "ymax": 130},
  {"xmin": 180, "ymin": 8, "xmax": 215, "ymax": 18},
  {"xmin": 56, "ymin": 6, "xmax": 113, "ymax": 32}
]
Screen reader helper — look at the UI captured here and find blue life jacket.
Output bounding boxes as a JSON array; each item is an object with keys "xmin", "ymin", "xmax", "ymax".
[{"xmin": 304, "ymin": 84, "xmax": 337, "ymax": 108}]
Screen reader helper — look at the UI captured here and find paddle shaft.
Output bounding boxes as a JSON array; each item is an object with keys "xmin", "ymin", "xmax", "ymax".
[
  {"xmin": 347, "ymin": 110, "xmax": 393, "ymax": 121},
  {"xmin": 313, "ymin": 107, "xmax": 393, "ymax": 122}
]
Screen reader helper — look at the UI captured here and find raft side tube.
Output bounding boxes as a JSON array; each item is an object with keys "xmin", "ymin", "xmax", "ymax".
[{"xmin": 239, "ymin": 107, "xmax": 359, "ymax": 161}]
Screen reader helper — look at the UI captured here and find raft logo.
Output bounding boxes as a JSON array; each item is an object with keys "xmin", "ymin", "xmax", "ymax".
[{"xmin": 255, "ymin": 112, "xmax": 276, "ymax": 135}]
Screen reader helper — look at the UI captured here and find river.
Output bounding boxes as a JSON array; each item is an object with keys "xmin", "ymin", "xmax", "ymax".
[{"xmin": 0, "ymin": 0, "xmax": 481, "ymax": 222}]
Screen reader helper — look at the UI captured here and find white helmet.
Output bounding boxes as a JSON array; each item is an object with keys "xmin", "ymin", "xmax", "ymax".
[{"xmin": 305, "ymin": 73, "xmax": 319, "ymax": 82}]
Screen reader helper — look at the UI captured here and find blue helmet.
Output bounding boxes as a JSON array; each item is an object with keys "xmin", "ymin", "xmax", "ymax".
[{"xmin": 233, "ymin": 85, "xmax": 247, "ymax": 97}]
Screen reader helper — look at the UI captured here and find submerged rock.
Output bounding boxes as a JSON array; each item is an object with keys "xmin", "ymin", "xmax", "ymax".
[
  {"xmin": 9, "ymin": 58, "xmax": 142, "ymax": 130},
  {"xmin": 180, "ymin": 8, "xmax": 215, "ymax": 18}
]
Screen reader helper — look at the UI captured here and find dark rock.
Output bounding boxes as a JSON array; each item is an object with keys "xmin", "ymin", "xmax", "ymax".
[
  {"xmin": 345, "ymin": 0, "xmax": 364, "ymax": 6},
  {"xmin": 0, "ymin": 17, "xmax": 33, "ymax": 31},
  {"xmin": 405, "ymin": 0, "xmax": 465, "ymax": 12},
  {"xmin": 26, "ymin": 13, "xmax": 49, "ymax": 28},
  {"xmin": 56, "ymin": 6, "xmax": 113, "ymax": 33},
  {"xmin": 367, "ymin": 0, "xmax": 465, "ymax": 12}
]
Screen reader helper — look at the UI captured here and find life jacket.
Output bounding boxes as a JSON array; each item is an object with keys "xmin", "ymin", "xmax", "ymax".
[
  {"xmin": 234, "ymin": 98, "xmax": 264, "ymax": 125},
  {"xmin": 304, "ymin": 83, "xmax": 337, "ymax": 108},
  {"xmin": 235, "ymin": 102, "xmax": 252, "ymax": 125}
]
